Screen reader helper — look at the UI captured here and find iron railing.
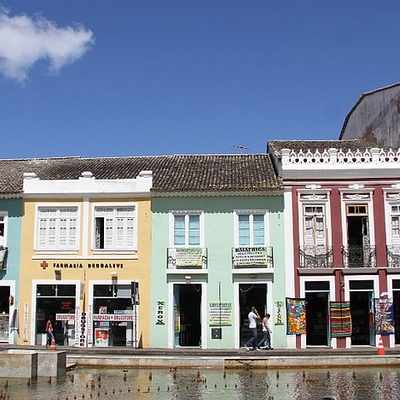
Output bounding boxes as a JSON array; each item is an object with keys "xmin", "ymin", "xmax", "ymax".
[
  {"xmin": 299, "ymin": 246, "xmax": 333, "ymax": 268},
  {"xmin": 386, "ymin": 245, "xmax": 400, "ymax": 268},
  {"xmin": 341, "ymin": 245, "xmax": 376, "ymax": 268}
]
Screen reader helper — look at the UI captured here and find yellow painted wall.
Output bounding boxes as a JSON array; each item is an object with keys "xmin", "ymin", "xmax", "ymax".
[{"xmin": 18, "ymin": 197, "xmax": 152, "ymax": 347}]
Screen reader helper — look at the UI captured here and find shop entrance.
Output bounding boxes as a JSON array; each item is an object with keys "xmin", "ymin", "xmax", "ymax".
[
  {"xmin": 92, "ymin": 283, "xmax": 135, "ymax": 347},
  {"xmin": 305, "ymin": 281, "xmax": 329, "ymax": 346},
  {"xmin": 173, "ymin": 284, "xmax": 201, "ymax": 347},
  {"xmin": 350, "ymin": 280, "xmax": 374, "ymax": 346},
  {"xmin": 393, "ymin": 281, "xmax": 400, "ymax": 345},
  {"xmin": 0, "ymin": 285, "xmax": 10, "ymax": 342},
  {"xmin": 35, "ymin": 284, "xmax": 76, "ymax": 346},
  {"xmin": 239, "ymin": 284, "xmax": 267, "ymax": 347}
]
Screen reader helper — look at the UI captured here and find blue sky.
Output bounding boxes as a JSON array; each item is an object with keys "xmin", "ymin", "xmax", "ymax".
[{"xmin": 1, "ymin": 1, "xmax": 399, "ymax": 159}]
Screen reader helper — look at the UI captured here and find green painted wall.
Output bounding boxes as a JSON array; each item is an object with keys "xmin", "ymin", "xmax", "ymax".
[{"xmin": 150, "ymin": 194, "xmax": 285, "ymax": 349}]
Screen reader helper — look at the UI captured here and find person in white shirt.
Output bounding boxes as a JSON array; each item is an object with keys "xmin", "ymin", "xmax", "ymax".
[{"xmin": 244, "ymin": 306, "xmax": 261, "ymax": 351}]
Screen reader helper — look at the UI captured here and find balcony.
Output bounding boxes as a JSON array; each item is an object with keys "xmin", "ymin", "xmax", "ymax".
[
  {"xmin": 299, "ymin": 246, "xmax": 333, "ymax": 268},
  {"xmin": 232, "ymin": 246, "xmax": 274, "ymax": 269},
  {"xmin": 167, "ymin": 247, "xmax": 207, "ymax": 269},
  {"xmin": 386, "ymin": 245, "xmax": 400, "ymax": 268},
  {"xmin": 341, "ymin": 245, "xmax": 376, "ymax": 268}
]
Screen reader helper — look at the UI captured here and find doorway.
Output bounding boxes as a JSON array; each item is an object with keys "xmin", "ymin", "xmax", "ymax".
[
  {"xmin": 350, "ymin": 290, "xmax": 374, "ymax": 346},
  {"xmin": 346, "ymin": 204, "xmax": 370, "ymax": 267},
  {"xmin": 0, "ymin": 285, "xmax": 10, "ymax": 342},
  {"xmin": 174, "ymin": 284, "xmax": 201, "ymax": 347},
  {"xmin": 35, "ymin": 284, "xmax": 76, "ymax": 346},
  {"xmin": 305, "ymin": 292, "xmax": 329, "ymax": 346},
  {"xmin": 239, "ymin": 284, "xmax": 267, "ymax": 347},
  {"xmin": 393, "ymin": 284, "xmax": 400, "ymax": 345}
]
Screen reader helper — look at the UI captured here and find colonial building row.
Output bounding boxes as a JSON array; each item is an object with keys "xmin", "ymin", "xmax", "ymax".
[{"xmin": 0, "ymin": 140, "xmax": 399, "ymax": 350}]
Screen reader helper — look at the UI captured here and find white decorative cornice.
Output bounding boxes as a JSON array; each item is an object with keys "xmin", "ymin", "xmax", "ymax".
[
  {"xmin": 387, "ymin": 193, "xmax": 400, "ymax": 200},
  {"xmin": 280, "ymin": 147, "xmax": 400, "ymax": 180},
  {"xmin": 301, "ymin": 194, "xmax": 327, "ymax": 200},
  {"xmin": 348, "ymin": 184, "xmax": 364, "ymax": 190},
  {"xmin": 305, "ymin": 184, "xmax": 322, "ymax": 189},
  {"xmin": 23, "ymin": 170, "xmax": 153, "ymax": 196},
  {"xmin": 344, "ymin": 194, "xmax": 369, "ymax": 200}
]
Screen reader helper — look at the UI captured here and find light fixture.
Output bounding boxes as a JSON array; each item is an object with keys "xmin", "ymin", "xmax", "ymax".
[
  {"xmin": 185, "ymin": 275, "xmax": 192, "ymax": 281},
  {"xmin": 110, "ymin": 271, "xmax": 118, "ymax": 277}
]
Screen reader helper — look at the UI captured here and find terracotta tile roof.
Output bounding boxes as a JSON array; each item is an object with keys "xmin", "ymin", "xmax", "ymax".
[
  {"xmin": 267, "ymin": 139, "xmax": 377, "ymax": 158},
  {"xmin": 0, "ymin": 154, "xmax": 281, "ymax": 195}
]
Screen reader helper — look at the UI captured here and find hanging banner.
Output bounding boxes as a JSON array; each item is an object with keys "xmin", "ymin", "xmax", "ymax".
[
  {"xmin": 374, "ymin": 295, "xmax": 395, "ymax": 335},
  {"xmin": 330, "ymin": 302, "xmax": 352, "ymax": 337},
  {"xmin": 286, "ymin": 298, "xmax": 306, "ymax": 335},
  {"xmin": 274, "ymin": 301, "xmax": 284, "ymax": 325}
]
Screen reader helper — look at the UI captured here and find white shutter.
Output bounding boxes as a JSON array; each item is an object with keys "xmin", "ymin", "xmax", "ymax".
[{"xmin": 105, "ymin": 218, "xmax": 114, "ymax": 248}]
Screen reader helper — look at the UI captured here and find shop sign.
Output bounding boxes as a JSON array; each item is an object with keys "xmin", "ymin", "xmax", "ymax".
[
  {"xmin": 79, "ymin": 311, "xmax": 87, "ymax": 347},
  {"xmin": 209, "ymin": 302, "xmax": 232, "ymax": 326},
  {"xmin": 232, "ymin": 247, "xmax": 269, "ymax": 266},
  {"xmin": 156, "ymin": 301, "xmax": 165, "ymax": 325},
  {"xmin": 51, "ymin": 262, "xmax": 124, "ymax": 269},
  {"xmin": 56, "ymin": 313, "xmax": 75, "ymax": 321},
  {"xmin": 93, "ymin": 312, "xmax": 134, "ymax": 322},
  {"xmin": 87, "ymin": 306, "xmax": 93, "ymax": 346},
  {"xmin": 168, "ymin": 248, "xmax": 206, "ymax": 268},
  {"xmin": 23, "ymin": 303, "xmax": 29, "ymax": 342}
]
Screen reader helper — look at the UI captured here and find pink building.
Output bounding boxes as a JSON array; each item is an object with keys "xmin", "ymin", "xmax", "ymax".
[{"xmin": 269, "ymin": 140, "xmax": 400, "ymax": 350}]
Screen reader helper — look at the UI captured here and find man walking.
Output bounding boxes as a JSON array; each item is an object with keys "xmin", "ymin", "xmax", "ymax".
[{"xmin": 244, "ymin": 306, "xmax": 261, "ymax": 351}]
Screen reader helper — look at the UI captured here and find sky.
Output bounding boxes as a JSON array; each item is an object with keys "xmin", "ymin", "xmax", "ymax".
[{"xmin": 1, "ymin": 1, "xmax": 400, "ymax": 159}]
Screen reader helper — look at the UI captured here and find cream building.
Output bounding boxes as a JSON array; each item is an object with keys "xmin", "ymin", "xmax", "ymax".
[{"xmin": 18, "ymin": 160, "xmax": 153, "ymax": 348}]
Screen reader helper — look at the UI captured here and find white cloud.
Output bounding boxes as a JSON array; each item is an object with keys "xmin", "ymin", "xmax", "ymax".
[{"xmin": 0, "ymin": 8, "xmax": 94, "ymax": 83}]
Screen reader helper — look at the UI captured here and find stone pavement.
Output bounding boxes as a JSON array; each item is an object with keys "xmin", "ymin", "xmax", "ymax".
[{"xmin": 3, "ymin": 344, "xmax": 400, "ymax": 370}]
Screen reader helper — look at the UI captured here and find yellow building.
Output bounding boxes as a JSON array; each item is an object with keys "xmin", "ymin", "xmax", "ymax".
[{"xmin": 18, "ymin": 164, "xmax": 152, "ymax": 348}]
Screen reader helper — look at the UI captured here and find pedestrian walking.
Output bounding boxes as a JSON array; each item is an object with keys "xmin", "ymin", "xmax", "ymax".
[
  {"xmin": 258, "ymin": 312, "xmax": 273, "ymax": 349},
  {"xmin": 244, "ymin": 306, "xmax": 261, "ymax": 351}
]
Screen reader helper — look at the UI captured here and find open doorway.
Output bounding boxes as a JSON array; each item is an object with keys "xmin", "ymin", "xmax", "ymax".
[
  {"xmin": 239, "ymin": 284, "xmax": 267, "ymax": 347},
  {"xmin": 346, "ymin": 204, "xmax": 370, "ymax": 267},
  {"xmin": 174, "ymin": 284, "xmax": 201, "ymax": 347},
  {"xmin": 350, "ymin": 290, "xmax": 374, "ymax": 346},
  {"xmin": 304, "ymin": 280, "xmax": 330, "ymax": 346}
]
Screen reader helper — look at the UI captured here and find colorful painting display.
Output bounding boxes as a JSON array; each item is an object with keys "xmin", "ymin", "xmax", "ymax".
[
  {"xmin": 374, "ymin": 295, "xmax": 394, "ymax": 335},
  {"xmin": 286, "ymin": 298, "xmax": 306, "ymax": 335},
  {"xmin": 330, "ymin": 302, "xmax": 352, "ymax": 337}
]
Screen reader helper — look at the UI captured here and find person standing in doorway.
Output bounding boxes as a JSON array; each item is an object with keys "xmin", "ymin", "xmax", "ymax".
[
  {"xmin": 244, "ymin": 306, "xmax": 261, "ymax": 351},
  {"xmin": 258, "ymin": 312, "xmax": 273, "ymax": 350},
  {"xmin": 45, "ymin": 316, "xmax": 54, "ymax": 348}
]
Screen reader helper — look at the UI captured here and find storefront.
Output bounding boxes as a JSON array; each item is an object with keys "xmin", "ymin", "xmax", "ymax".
[
  {"xmin": 34, "ymin": 281, "xmax": 79, "ymax": 346},
  {"xmin": 0, "ymin": 282, "xmax": 15, "ymax": 344},
  {"xmin": 88, "ymin": 281, "xmax": 139, "ymax": 348}
]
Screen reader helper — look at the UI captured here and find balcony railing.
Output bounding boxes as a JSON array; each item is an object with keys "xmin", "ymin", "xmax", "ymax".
[
  {"xmin": 386, "ymin": 245, "xmax": 400, "ymax": 268},
  {"xmin": 341, "ymin": 245, "xmax": 376, "ymax": 268},
  {"xmin": 167, "ymin": 247, "xmax": 207, "ymax": 269},
  {"xmin": 299, "ymin": 246, "xmax": 333, "ymax": 268},
  {"xmin": 232, "ymin": 246, "xmax": 274, "ymax": 268}
]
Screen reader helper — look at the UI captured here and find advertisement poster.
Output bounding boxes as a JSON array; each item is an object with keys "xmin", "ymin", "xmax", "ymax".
[{"xmin": 95, "ymin": 328, "xmax": 109, "ymax": 347}]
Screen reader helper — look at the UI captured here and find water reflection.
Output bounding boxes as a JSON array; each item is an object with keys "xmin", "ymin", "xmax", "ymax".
[{"xmin": 0, "ymin": 366, "xmax": 399, "ymax": 399}]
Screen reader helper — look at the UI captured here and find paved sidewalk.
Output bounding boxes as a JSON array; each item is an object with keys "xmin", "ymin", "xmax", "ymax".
[{"xmin": 3, "ymin": 344, "xmax": 400, "ymax": 369}]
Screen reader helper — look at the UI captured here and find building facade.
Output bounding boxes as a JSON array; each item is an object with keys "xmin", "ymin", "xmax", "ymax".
[
  {"xmin": 150, "ymin": 155, "xmax": 286, "ymax": 349},
  {"xmin": 16, "ymin": 159, "xmax": 153, "ymax": 348},
  {"xmin": 269, "ymin": 140, "xmax": 400, "ymax": 349}
]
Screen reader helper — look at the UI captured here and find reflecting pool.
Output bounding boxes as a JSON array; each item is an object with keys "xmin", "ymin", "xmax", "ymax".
[{"xmin": 0, "ymin": 366, "xmax": 399, "ymax": 399}]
